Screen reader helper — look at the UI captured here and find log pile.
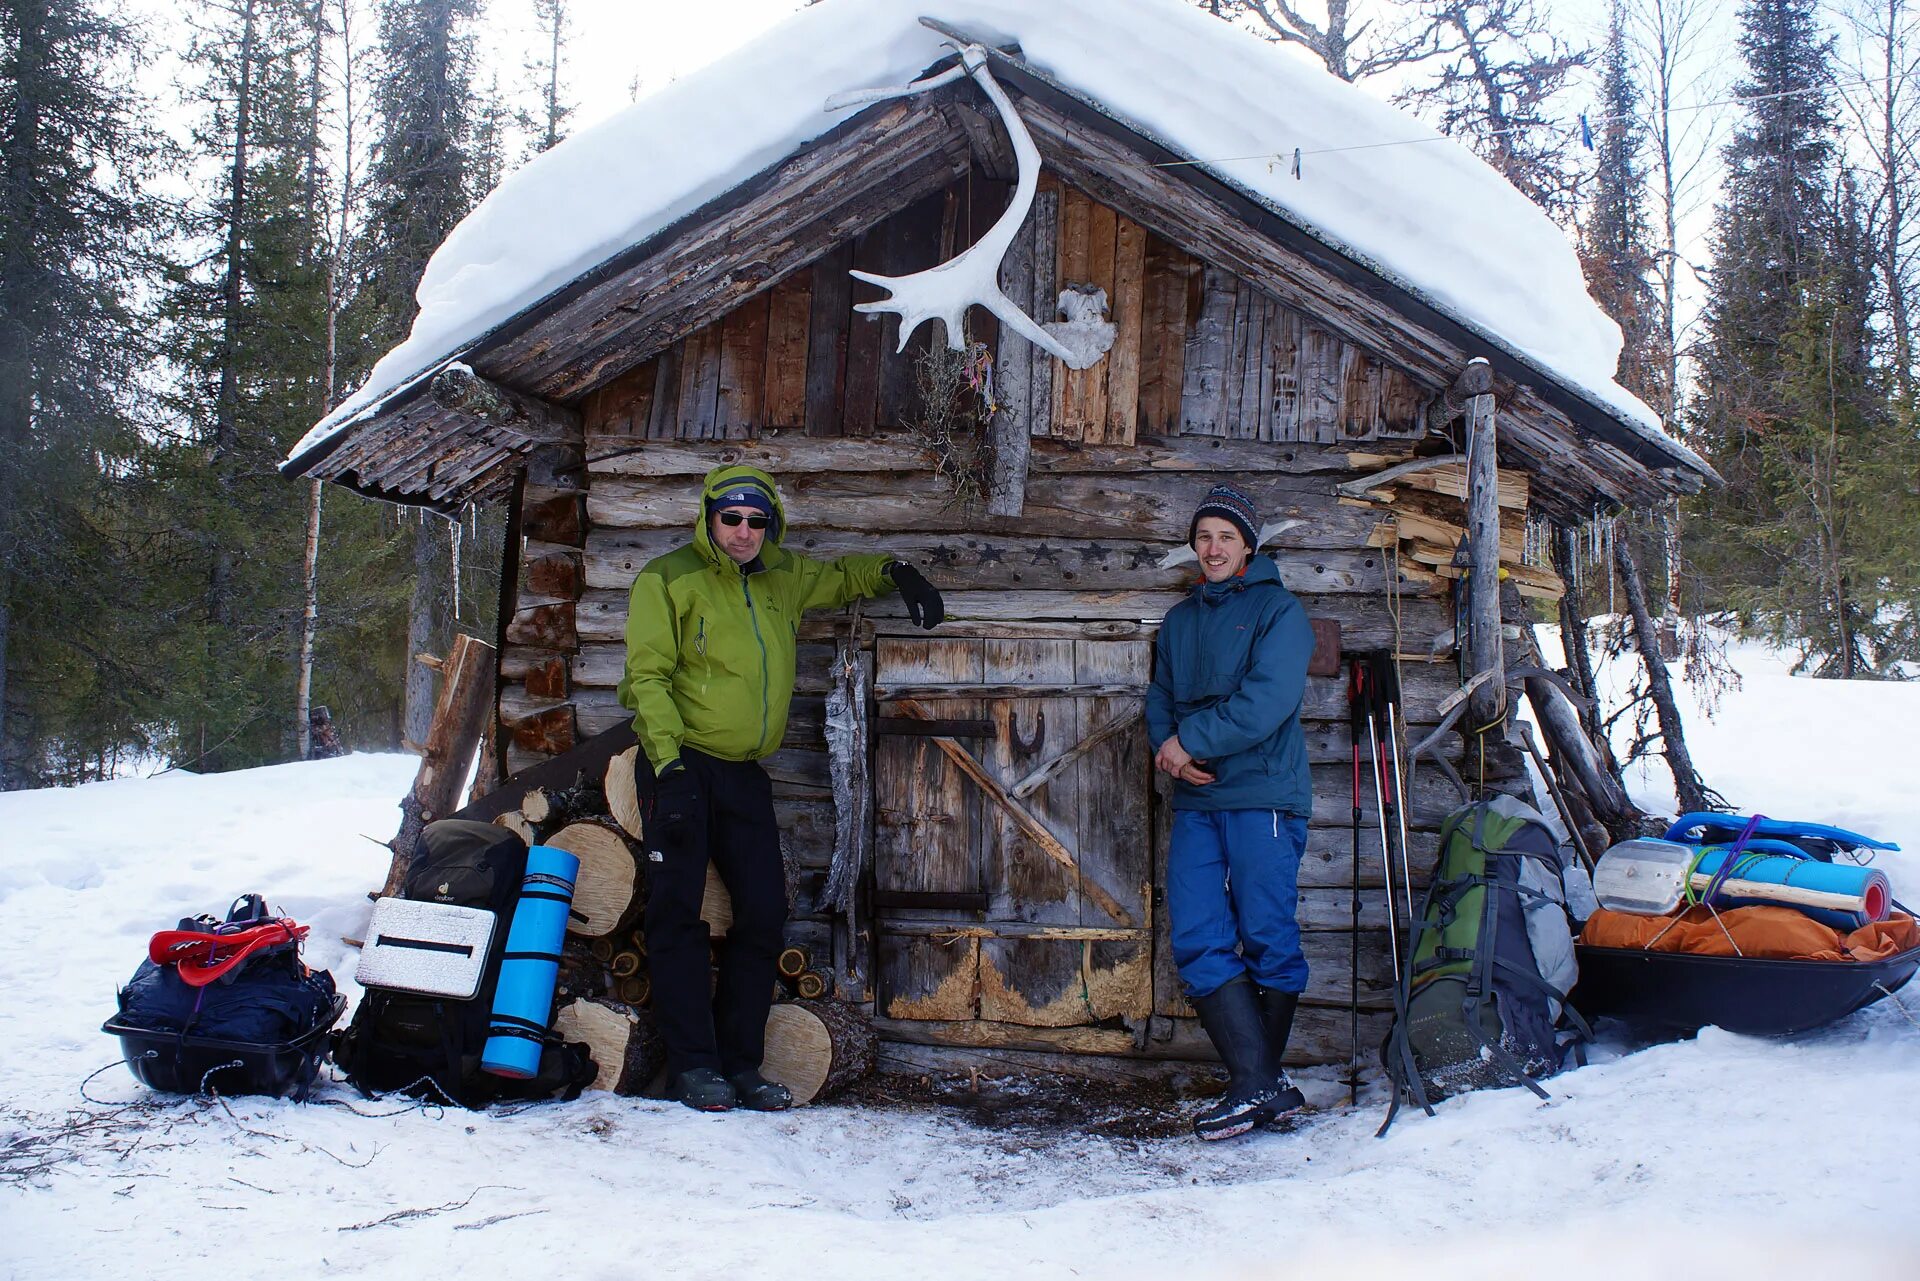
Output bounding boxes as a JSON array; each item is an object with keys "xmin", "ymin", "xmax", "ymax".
[
  {"xmin": 1343, "ymin": 452, "xmax": 1566, "ymax": 602},
  {"xmin": 484, "ymin": 758, "xmax": 871, "ymax": 1105}
]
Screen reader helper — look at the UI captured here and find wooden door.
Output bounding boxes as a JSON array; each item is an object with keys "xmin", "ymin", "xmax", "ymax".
[{"xmin": 870, "ymin": 633, "xmax": 1156, "ymax": 1047}]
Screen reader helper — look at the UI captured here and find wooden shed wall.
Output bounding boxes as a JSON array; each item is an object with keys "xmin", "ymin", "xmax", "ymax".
[{"xmin": 495, "ymin": 171, "xmax": 1531, "ymax": 1073}]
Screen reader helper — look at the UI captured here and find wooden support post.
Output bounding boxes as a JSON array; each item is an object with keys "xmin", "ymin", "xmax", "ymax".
[
  {"xmin": 989, "ymin": 187, "xmax": 1056, "ymax": 516},
  {"xmin": 1424, "ymin": 356, "xmax": 1494, "ymax": 435},
  {"xmin": 431, "ymin": 365, "xmax": 583, "ymax": 446},
  {"xmin": 1464, "ymin": 391, "xmax": 1505, "ymax": 728},
  {"xmin": 381, "ymin": 632, "xmax": 497, "ymax": 898}
]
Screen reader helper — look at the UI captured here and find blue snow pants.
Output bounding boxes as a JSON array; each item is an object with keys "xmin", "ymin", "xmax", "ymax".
[{"xmin": 1167, "ymin": 808, "xmax": 1310, "ymax": 1000}]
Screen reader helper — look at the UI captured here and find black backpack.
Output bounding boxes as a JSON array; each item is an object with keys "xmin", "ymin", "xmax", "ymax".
[
  {"xmin": 1380, "ymin": 795, "xmax": 1589, "ymax": 1134},
  {"xmin": 331, "ymin": 820, "xmax": 594, "ymax": 1108}
]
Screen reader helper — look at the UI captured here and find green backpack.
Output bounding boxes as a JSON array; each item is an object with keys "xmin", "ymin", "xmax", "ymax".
[{"xmin": 1380, "ymin": 795, "xmax": 1589, "ymax": 1134}]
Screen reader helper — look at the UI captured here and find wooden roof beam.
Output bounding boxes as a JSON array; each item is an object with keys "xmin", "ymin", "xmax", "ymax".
[{"xmin": 431, "ymin": 365, "xmax": 583, "ymax": 446}]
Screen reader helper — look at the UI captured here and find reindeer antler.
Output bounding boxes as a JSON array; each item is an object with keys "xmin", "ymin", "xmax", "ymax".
[{"xmin": 825, "ymin": 43, "xmax": 1078, "ymax": 366}]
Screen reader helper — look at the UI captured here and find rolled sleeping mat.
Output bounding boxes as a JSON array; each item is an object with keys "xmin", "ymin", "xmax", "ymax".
[
  {"xmin": 481, "ymin": 844, "xmax": 580, "ymax": 1079},
  {"xmin": 1690, "ymin": 845, "xmax": 1892, "ymax": 931}
]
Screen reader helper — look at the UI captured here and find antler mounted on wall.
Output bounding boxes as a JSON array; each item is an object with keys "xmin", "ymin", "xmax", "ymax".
[{"xmin": 824, "ymin": 40, "xmax": 1086, "ymax": 368}]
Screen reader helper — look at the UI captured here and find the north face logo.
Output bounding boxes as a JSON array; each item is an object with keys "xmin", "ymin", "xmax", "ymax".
[{"xmin": 438, "ymin": 881, "xmax": 451, "ymax": 896}]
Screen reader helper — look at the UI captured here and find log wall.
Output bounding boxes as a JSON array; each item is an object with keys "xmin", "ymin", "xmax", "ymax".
[{"xmin": 494, "ymin": 173, "xmax": 1531, "ymax": 1070}]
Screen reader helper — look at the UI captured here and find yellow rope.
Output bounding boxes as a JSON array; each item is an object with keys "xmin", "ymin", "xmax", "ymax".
[{"xmin": 1472, "ymin": 711, "xmax": 1508, "ymax": 796}]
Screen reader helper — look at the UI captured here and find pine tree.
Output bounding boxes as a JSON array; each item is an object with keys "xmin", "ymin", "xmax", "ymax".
[
  {"xmin": 356, "ymin": 0, "xmax": 481, "ymax": 748},
  {"xmin": 1690, "ymin": 0, "xmax": 1913, "ymax": 674},
  {"xmin": 519, "ymin": 0, "xmax": 571, "ymax": 156},
  {"xmin": 150, "ymin": 0, "xmax": 339, "ymax": 771},
  {"xmin": 1580, "ymin": 0, "xmax": 1666, "ymax": 410},
  {"xmin": 0, "ymin": 0, "xmax": 160, "ymax": 786}
]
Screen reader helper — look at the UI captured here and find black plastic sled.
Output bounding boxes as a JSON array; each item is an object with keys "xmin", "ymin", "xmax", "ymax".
[
  {"xmin": 1571, "ymin": 943, "xmax": 1920, "ymax": 1039},
  {"xmin": 103, "ymin": 993, "xmax": 347, "ymax": 1099}
]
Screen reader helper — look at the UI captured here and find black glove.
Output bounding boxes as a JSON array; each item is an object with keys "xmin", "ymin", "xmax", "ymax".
[
  {"xmin": 650, "ymin": 763, "xmax": 702, "ymax": 847},
  {"xmin": 888, "ymin": 561, "xmax": 945, "ymax": 630}
]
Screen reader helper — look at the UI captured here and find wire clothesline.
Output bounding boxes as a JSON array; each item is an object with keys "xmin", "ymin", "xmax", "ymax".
[{"xmin": 1123, "ymin": 71, "xmax": 1897, "ymax": 177}]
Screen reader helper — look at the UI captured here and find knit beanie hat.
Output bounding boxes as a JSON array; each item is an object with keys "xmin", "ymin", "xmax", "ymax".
[
  {"xmin": 706, "ymin": 480, "xmax": 779, "ymax": 535},
  {"xmin": 1188, "ymin": 483, "xmax": 1260, "ymax": 549}
]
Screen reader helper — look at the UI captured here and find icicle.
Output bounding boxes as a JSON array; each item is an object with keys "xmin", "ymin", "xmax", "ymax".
[
  {"xmin": 1605, "ymin": 516, "xmax": 1616, "ymax": 618},
  {"xmin": 450, "ymin": 511, "xmax": 463, "ymax": 623}
]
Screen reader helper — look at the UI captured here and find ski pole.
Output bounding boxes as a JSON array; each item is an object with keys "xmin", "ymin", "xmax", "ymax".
[
  {"xmin": 1358, "ymin": 657, "xmax": 1401, "ymax": 982},
  {"xmin": 1375, "ymin": 652, "xmax": 1415, "ymax": 924}
]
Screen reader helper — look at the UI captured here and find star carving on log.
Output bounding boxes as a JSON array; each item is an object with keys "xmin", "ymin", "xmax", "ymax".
[
  {"xmin": 926, "ymin": 545, "xmax": 959, "ymax": 567},
  {"xmin": 976, "ymin": 545, "xmax": 1006, "ymax": 564},
  {"xmin": 1127, "ymin": 546, "xmax": 1161, "ymax": 569},
  {"xmin": 1081, "ymin": 542, "xmax": 1112, "ymax": 563},
  {"xmin": 1029, "ymin": 544, "xmax": 1061, "ymax": 565}
]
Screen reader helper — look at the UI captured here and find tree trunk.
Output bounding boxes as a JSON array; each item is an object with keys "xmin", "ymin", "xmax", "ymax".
[
  {"xmin": 0, "ymin": 572, "xmax": 17, "ymax": 790},
  {"xmin": 296, "ymin": 480, "xmax": 323, "ymax": 757},
  {"xmin": 1614, "ymin": 538, "xmax": 1712, "ymax": 813},
  {"xmin": 404, "ymin": 515, "xmax": 442, "ymax": 749}
]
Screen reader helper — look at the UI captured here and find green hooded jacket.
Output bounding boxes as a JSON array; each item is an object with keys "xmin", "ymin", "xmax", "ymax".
[{"xmin": 617, "ymin": 464, "xmax": 896, "ymax": 772}]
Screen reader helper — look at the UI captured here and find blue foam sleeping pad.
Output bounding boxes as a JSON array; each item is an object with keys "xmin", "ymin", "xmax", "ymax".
[{"xmin": 481, "ymin": 844, "xmax": 580, "ymax": 1079}]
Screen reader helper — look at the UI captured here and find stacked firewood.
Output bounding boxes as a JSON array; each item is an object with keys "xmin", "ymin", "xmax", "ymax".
[{"xmin": 492, "ymin": 746, "xmax": 874, "ymax": 1104}]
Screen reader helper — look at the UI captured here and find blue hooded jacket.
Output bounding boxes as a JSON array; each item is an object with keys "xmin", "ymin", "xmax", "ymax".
[{"xmin": 1146, "ymin": 555, "xmax": 1314, "ymax": 814}]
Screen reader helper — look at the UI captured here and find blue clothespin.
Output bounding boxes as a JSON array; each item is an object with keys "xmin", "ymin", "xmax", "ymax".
[
  {"xmin": 1291, "ymin": 147, "xmax": 1302, "ymax": 179},
  {"xmin": 1579, "ymin": 111, "xmax": 1593, "ymax": 150}
]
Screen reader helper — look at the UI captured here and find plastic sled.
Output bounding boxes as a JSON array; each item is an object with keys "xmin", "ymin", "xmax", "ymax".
[{"xmin": 1571, "ymin": 943, "xmax": 1920, "ymax": 1038}]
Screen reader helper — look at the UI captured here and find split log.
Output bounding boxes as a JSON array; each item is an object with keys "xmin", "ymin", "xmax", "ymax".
[
  {"xmin": 545, "ymin": 818, "xmax": 643, "ymax": 938},
  {"xmin": 605, "ymin": 746, "xmax": 644, "ymax": 840},
  {"xmin": 554, "ymin": 998, "xmax": 665, "ymax": 1095},
  {"xmin": 382, "ymin": 633, "xmax": 497, "ymax": 898},
  {"xmin": 761, "ymin": 999, "xmax": 875, "ymax": 1105},
  {"xmin": 794, "ymin": 971, "xmax": 829, "ymax": 1000},
  {"xmin": 610, "ymin": 950, "xmax": 644, "ymax": 978},
  {"xmin": 615, "ymin": 975, "xmax": 652, "ymax": 1006},
  {"xmin": 493, "ymin": 810, "xmax": 536, "ymax": 846},
  {"xmin": 588, "ymin": 937, "xmax": 616, "ymax": 963},
  {"xmin": 521, "ymin": 787, "xmax": 555, "ymax": 826},
  {"xmin": 776, "ymin": 946, "xmax": 810, "ymax": 979}
]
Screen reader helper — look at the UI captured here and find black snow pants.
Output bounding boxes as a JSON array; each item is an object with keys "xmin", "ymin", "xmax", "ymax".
[{"xmin": 641, "ymin": 747, "xmax": 787, "ymax": 1077}]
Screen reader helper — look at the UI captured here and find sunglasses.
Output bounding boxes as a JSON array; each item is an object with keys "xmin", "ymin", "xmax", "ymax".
[{"xmin": 716, "ymin": 512, "xmax": 772, "ymax": 530}]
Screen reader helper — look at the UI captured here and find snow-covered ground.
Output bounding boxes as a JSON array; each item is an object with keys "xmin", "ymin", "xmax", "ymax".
[{"xmin": 3, "ymin": 633, "xmax": 1916, "ymax": 1280}]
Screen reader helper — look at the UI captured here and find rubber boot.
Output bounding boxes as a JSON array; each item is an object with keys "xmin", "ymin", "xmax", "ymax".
[
  {"xmin": 1190, "ymin": 975, "xmax": 1282, "ymax": 1141},
  {"xmin": 1254, "ymin": 986, "xmax": 1308, "ymax": 1119},
  {"xmin": 670, "ymin": 1067, "xmax": 736, "ymax": 1112}
]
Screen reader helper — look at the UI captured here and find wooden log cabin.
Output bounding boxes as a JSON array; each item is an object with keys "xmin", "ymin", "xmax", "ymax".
[{"xmin": 285, "ymin": 1, "xmax": 1712, "ymax": 1083}]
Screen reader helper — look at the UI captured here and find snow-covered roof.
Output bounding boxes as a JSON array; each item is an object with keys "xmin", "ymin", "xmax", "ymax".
[{"xmin": 290, "ymin": 0, "xmax": 1700, "ymax": 477}]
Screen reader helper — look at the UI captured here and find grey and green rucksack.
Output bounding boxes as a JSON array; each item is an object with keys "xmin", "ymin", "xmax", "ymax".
[{"xmin": 1379, "ymin": 794, "xmax": 1589, "ymax": 1134}]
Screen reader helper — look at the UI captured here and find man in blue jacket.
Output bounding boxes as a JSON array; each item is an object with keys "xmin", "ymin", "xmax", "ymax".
[{"xmin": 1147, "ymin": 482, "xmax": 1315, "ymax": 1140}]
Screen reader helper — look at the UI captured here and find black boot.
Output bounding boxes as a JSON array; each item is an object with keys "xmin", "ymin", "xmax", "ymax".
[
  {"xmin": 1254, "ymin": 986, "xmax": 1308, "ymax": 1119},
  {"xmin": 1190, "ymin": 976, "xmax": 1282, "ymax": 1141},
  {"xmin": 670, "ymin": 1067, "xmax": 736, "ymax": 1112}
]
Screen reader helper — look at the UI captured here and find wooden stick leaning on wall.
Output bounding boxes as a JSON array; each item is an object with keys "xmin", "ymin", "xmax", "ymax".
[{"xmin": 381, "ymin": 633, "xmax": 497, "ymax": 898}]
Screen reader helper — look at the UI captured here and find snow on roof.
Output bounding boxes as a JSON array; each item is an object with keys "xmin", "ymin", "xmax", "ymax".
[{"xmin": 291, "ymin": 0, "xmax": 1684, "ymax": 468}]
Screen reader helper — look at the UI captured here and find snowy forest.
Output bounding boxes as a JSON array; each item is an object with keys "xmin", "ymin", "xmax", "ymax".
[{"xmin": 2, "ymin": 0, "xmax": 1916, "ymax": 790}]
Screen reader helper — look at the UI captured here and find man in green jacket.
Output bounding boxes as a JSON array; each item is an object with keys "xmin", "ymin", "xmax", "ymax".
[{"xmin": 619, "ymin": 464, "xmax": 944, "ymax": 1111}]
